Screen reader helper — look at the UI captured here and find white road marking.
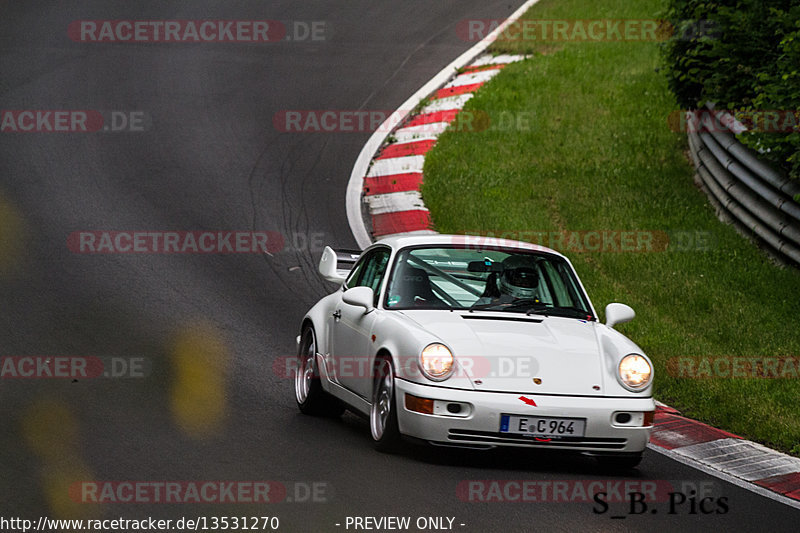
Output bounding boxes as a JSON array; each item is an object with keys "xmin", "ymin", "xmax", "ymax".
[
  {"xmin": 673, "ymin": 438, "xmax": 800, "ymax": 481},
  {"xmin": 421, "ymin": 94, "xmax": 474, "ymax": 114},
  {"xmin": 471, "ymin": 53, "xmax": 528, "ymax": 67},
  {"xmin": 393, "ymin": 123, "xmax": 450, "ymax": 143},
  {"xmin": 444, "ymin": 69, "xmax": 502, "ymax": 88},
  {"xmin": 365, "ymin": 191, "xmax": 427, "ymax": 215},
  {"xmin": 648, "ymin": 443, "xmax": 800, "ymax": 510},
  {"xmin": 366, "ymin": 156, "xmax": 425, "ymax": 178}
]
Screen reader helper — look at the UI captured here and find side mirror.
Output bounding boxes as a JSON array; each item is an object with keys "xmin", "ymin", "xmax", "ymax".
[
  {"xmin": 342, "ymin": 286, "xmax": 375, "ymax": 313},
  {"xmin": 605, "ymin": 303, "xmax": 635, "ymax": 328},
  {"xmin": 319, "ymin": 246, "xmax": 347, "ymax": 284}
]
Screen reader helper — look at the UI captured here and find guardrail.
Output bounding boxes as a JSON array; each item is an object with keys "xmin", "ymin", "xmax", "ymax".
[{"xmin": 686, "ymin": 105, "xmax": 800, "ymax": 267}]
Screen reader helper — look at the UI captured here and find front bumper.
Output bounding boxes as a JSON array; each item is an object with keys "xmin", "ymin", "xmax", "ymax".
[{"xmin": 395, "ymin": 379, "xmax": 654, "ymax": 454}]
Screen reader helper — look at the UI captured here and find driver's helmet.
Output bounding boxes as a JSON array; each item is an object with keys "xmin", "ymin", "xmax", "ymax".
[{"xmin": 499, "ymin": 255, "xmax": 539, "ymax": 299}]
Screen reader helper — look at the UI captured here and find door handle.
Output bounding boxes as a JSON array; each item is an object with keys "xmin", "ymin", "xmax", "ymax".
[{"xmin": 332, "ymin": 309, "xmax": 342, "ymax": 320}]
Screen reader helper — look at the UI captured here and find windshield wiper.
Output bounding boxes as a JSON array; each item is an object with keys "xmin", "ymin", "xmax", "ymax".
[
  {"xmin": 527, "ymin": 306, "xmax": 594, "ymax": 320},
  {"xmin": 468, "ymin": 301, "xmax": 505, "ymax": 312},
  {"xmin": 468, "ymin": 298, "xmax": 542, "ymax": 313},
  {"xmin": 492, "ymin": 301, "xmax": 591, "ymax": 319},
  {"xmin": 468, "ymin": 299, "xmax": 592, "ymax": 320}
]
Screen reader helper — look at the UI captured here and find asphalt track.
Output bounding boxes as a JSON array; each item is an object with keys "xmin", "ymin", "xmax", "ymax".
[{"xmin": 0, "ymin": 1, "xmax": 798, "ymax": 531}]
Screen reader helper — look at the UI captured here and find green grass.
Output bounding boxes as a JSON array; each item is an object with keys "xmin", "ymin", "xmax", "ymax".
[{"xmin": 422, "ymin": 0, "xmax": 800, "ymax": 453}]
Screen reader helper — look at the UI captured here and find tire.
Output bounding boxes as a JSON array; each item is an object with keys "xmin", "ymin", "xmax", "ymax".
[
  {"xmin": 370, "ymin": 356, "xmax": 401, "ymax": 452},
  {"xmin": 294, "ymin": 326, "xmax": 344, "ymax": 417},
  {"xmin": 594, "ymin": 453, "xmax": 643, "ymax": 470}
]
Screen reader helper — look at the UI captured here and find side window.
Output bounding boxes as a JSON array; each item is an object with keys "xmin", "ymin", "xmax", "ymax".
[
  {"xmin": 344, "ymin": 256, "xmax": 367, "ymax": 288},
  {"xmin": 555, "ymin": 260, "xmax": 589, "ymax": 309},
  {"xmin": 540, "ymin": 261, "xmax": 571, "ymax": 307},
  {"xmin": 535, "ymin": 263, "xmax": 554, "ymax": 305},
  {"xmin": 541, "ymin": 259, "xmax": 586, "ymax": 308},
  {"xmin": 346, "ymin": 248, "xmax": 390, "ymax": 305}
]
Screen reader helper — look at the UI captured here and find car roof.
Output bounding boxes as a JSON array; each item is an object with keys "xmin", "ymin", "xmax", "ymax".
[{"xmin": 373, "ymin": 233, "xmax": 565, "ymax": 258}]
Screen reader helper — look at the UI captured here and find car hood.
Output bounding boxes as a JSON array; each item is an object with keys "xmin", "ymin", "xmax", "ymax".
[{"xmin": 399, "ymin": 310, "xmax": 606, "ymax": 396}]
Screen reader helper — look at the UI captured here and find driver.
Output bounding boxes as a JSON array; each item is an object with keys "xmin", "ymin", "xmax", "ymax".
[
  {"xmin": 498, "ymin": 255, "xmax": 539, "ymax": 299},
  {"xmin": 473, "ymin": 255, "xmax": 540, "ymax": 307}
]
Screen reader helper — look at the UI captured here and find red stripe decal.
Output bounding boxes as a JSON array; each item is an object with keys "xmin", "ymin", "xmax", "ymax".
[
  {"xmin": 785, "ymin": 489, "xmax": 800, "ymax": 501},
  {"xmin": 754, "ymin": 472, "xmax": 800, "ymax": 494},
  {"xmin": 649, "ymin": 411, "xmax": 741, "ymax": 450},
  {"xmin": 434, "ymin": 82, "xmax": 484, "ymax": 100},
  {"xmin": 405, "ymin": 110, "xmax": 460, "ymax": 128},
  {"xmin": 364, "ymin": 173, "xmax": 423, "ymax": 196},
  {"xmin": 372, "ymin": 210, "xmax": 431, "ymax": 237},
  {"xmin": 376, "ymin": 140, "xmax": 436, "ymax": 160},
  {"xmin": 655, "ymin": 404, "xmax": 681, "ymax": 415}
]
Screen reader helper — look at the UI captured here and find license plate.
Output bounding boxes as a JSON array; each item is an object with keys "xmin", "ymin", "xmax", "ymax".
[{"xmin": 500, "ymin": 414, "xmax": 586, "ymax": 438}]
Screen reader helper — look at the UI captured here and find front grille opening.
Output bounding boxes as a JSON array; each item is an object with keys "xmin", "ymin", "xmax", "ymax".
[{"xmin": 448, "ymin": 429, "xmax": 627, "ymax": 449}]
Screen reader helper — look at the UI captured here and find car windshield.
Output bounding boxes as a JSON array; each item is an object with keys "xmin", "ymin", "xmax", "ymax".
[{"xmin": 384, "ymin": 246, "xmax": 594, "ymax": 319}]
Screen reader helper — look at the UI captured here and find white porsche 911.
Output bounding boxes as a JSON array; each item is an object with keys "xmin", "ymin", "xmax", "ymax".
[{"xmin": 294, "ymin": 234, "xmax": 654, "ymax": 468}]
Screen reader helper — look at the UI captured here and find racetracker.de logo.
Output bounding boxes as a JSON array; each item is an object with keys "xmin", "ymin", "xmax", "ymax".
[
  {"xmin": 273, "ymin": 355, "xmax": 544, "ymax": 381},
  {"xmin": 273, "ymin": 110, "xmax": 405, "ymax": 133},
  {"xmin": 67, "ymin": 231, "xmax": 284, "ymax": 254},
  {"xmin": 457, "ymin": 19, "xmax": 676, "ymax": 42},
  {"xmin": 457, "ymin": 480, "xmax": 675, "ymax": 502},
  {"xmin": 70, "ymin": 481, "xmax": 286, "ymax": 504},
  {"xmin": 1, "ymin": 110, "xmax": 103, "ymax": 133},
  {"xmin": 0, "ymin": 356, "xmax": 150, "ymax": 379},
  {"xmin": 1, "ymin": 110, "xmax": 149, "ymax": 133},
  {"xmin": 451, "ymin": 230, "xmax": 717, "ymax": 253},
  {"xmin": 274, "ymin": 109, "xmax": 523, "ymax": 134},
  {"xmin": 667, "ymin": 356, "xmax": 800, "ymax": 379},
  {"xmin": 668, "ymin": 109, "xmax": 800, "ymax": 133},
  {"xmin": 453, "ymin": 231, "xmax": 669, "ymax": 253},
  {"xmin": 68, "ymin": 20, "xmax": 285, "ymax": 43}
]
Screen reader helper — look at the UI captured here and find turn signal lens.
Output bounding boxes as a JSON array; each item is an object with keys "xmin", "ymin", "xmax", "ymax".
[{"xmin": 405, "ymin": 394, "xmax": 434, "ymax": 414}]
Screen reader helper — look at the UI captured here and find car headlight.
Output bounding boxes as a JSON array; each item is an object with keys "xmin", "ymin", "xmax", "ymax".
[
  {"xmin": 617, "ymin": 354, "xmax": 652, "ymax": 391},
  {"xmin": 419, "ymin": 343, "xmax": 454, "ymax": 381}
]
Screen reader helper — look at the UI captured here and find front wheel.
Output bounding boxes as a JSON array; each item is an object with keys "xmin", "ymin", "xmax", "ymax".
[
  {"xmin": 370, "ymin": 356, "xmax": 401, "ymax": 452},
  {"xmin": 294, "ymin": 326, "xmax": 344, "ymax": 417}
]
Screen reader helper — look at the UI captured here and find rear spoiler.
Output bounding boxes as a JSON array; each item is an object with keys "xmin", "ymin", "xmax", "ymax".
[{"xmin": 319, "ymin": 246, "xmax": 362, "ymax": 284}]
